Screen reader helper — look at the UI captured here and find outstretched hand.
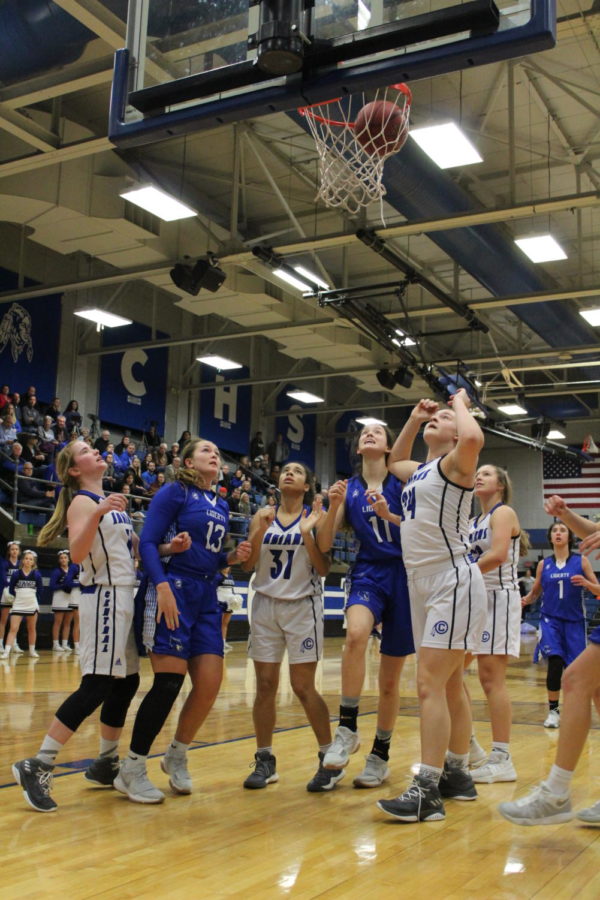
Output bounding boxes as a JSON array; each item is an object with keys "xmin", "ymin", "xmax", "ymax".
[{"xmin": 299, "ymin": 496, "xmax": 325, "ymax": 535}]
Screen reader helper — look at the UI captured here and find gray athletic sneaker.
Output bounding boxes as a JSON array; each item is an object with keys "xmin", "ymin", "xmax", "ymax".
[
  {"xmin": 322, "ymin": 726, "xmax": 360, "ymax": 769},
  {"xmin": 306, "ymin": 752, "xmax": 345, "ymax": 792},
  {"xmin": 353, "ymin": 753, "xmax": 390, "ymax": 788},
  {"xmin": 439, "ymin": 762, "xmax": 478, "ymax": 800},
  {"xmin": 243, "ymin": 751, "xmax": 278, "ymax": 789},
  {"xmin": 576, "ymin": 800, "xmax": 600, "ymax": 824},
  {"xmin": 12, "ymin": 758, "xmax": 57, "ymax": 812},
  {"xmin": 377, "ymin": 775, "xmax": 446, "ymax": 822},
  {"xmin": 84, "ymin": 756, "xmax": 119, "ymax": 787},
  {"xmin": 161, "ymin": 753, "xmax": 192, "ymax": 795},
  {"xmin": 114, "ymin": 760, "xmax": 165, "ymax": 804},
  {"xmin": 498, "ymin": 782, "xmax": 573, "ymax": 826}
]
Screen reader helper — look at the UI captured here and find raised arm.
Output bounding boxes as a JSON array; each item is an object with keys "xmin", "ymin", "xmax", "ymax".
[
  {"xmin": 315, "ymin": 480, "xmax": 346, "ymax": 553},
  {"xmin": 442, "ymin": 389, "xmax": 484, "ymax": 483},
  {"xmin": 388, "ymin": 399, "xmax": 438, "ymax": 482},
  {"xmin": 300, "ymin": 498, "xmax": 330, "ymax": 577},
  {"xmin": 241, "ymin": 507, "xmax": 275, "ymax": 572}
]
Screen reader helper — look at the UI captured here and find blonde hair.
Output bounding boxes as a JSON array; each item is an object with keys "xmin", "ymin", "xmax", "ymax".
[
  {"xmin": 176, "ymin": 438, "xmax": 220, "ymax": 491},
  {"xmin": 38, "ymin": 443, "xmax": 82, "ymax": 546},
  {"xmin": 490, "ymin": 465, "xmax": 531, "ymax": 556}
]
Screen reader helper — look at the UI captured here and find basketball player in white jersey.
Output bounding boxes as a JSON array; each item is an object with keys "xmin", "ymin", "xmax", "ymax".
[
  {"xmin": 377, "ymin": 391, "xmax": 487, "ymax": 822},
  {"xmin": 242, "ymin": 461, "xmax": 342, "ymax": 791},
  {"xmin": 11, "ymin": 441, "xmax": 178, "ymax": 812},
  {"xmin": 467, "ymin": 464, "xmax": 528, "ymax": 783}
]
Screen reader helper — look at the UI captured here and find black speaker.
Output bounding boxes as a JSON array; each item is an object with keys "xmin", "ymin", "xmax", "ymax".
[
  {"xmin": 170, "ymin": 256, "xmax": 226, "ymax": 296},
  {"xmin": 376, "ymin": 369, "xmax": 396, "ymax": 390}
]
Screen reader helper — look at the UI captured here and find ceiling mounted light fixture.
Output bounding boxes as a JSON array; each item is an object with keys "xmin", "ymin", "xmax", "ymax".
[
  {"xmin": 498, "ymin": 403, "xmax": 528, "ymax": 416},
  {"xmin": 74, "ymin": 308, "xmax": 132, "ymax": 328},
  {"xmin": 514, "ymin": 235, "xmax": 567, "ymax": 263},
  {"xmin": 579, "ymin": 307, "xmax": 600, "ymax": 326},
  {"xmin": 547, "ymin": 429, "xmax": 566, "ymax": 440},
  {"xmin": 356, "ymin": 416, "xmax": 387, "ymax": 426},
  {"xmin": 120, "ymin": 185, "xmax": 197, "ymax": 221},
  {"xmin": 409, "ymin": 122, "xmax": 483, "ymax": 168},
  {"xmin": 197, "ymin": 355, "xmax": 242, "ymax": 371},
  {"xmin": 286, "ymin": 390, "xmax": 324, "ymax": 404}
]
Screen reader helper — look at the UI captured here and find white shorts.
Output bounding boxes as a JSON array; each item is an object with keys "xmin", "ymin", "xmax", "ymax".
[
  {"xmin": 11, "ymin": 588, "xmax": 38, "ymax": 616},
  {"xmin": 69, "ymin": 587, "xmax": 81, "ymax": 610},
  {"xmin": 475, "ymin": 588, "xmax": 521, "ymax": 658},
  {"xmin": 79, "ymin": 585, "xmax": 139, "ymax": 678},
  {"xmin": 52, "ymin": 591, "xmax": 71, "ymax": 612},
  {"xmin": 217, "ymin": 585, "xmax": 243, "ymax": 614},
  {"xmin": 408, "ymin": 561, "xmax": 486, "ymax": 652},
  {"xmin": 248, "ymin": 590, "xmax": 324, "ymax": 664},
  {"xmin": 1, "ymin": 587, "xmax": 13, "ymax": 608}
]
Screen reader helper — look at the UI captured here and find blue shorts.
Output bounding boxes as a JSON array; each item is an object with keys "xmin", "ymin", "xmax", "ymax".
[
  {"xmin": 538, "ymin": 615, "xmax": 587, "ymax": 666},
  {"xmin": 141, "ymin": 572, "xmax": 223, "ymax": 660},
  {"xmin": 345, "ymin": 558, "xmax": 414, "ymax": 658}
]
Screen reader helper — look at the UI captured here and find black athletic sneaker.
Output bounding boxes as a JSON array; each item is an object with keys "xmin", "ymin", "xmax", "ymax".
[
  {"xmin": 243, "ymin": 751, "xmax": 279, "ymax": 789},
  {"xmin": 306, "ymin": 752, "xmax": 345, "ymax": 792},
  {"xmin": 12, "ymin": 758, "xmax": 57, "ymax": 812},
  {"xmin": 439, "ymin": 763, "xmax": 478, "ymax": 801},
  {"xmin": 377, "ymin": 774, "xmax": 445, "ymax": 822},
  {"xmin": 84, "ymin": 756, "xmax": 119, "ymax": 787}
]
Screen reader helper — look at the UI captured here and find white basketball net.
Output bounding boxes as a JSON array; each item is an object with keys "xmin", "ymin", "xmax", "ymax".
[{"xmin": 299, "ymin": 84, "xmax": 412, "ymax": 215}]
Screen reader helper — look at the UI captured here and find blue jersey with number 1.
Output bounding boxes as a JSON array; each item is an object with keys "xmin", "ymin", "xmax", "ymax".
[
  {"xmin": 345, "ymin": 474, "xmax": 403, "ymax": 563},
  {"xmin": 140, "ymin": 481, "xmax": 229, "ymax": 586}
]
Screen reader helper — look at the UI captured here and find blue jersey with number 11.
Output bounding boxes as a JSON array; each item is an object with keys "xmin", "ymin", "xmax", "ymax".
[
  {"xmin": 140, "ymin": 481, "xmax": 229, "ymax": 586},
  {"xmin": 345, "ymin": 474, "xmax": 403, "ymax": 563}
]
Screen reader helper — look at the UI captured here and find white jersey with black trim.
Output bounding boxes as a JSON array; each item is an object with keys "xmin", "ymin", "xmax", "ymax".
[
  {"xmin": 400, "ymin": 456, "xmax": 473, "ymax": 571},
  {"xmin": 469, "ymin": 503, "xmax": 519, "ymax": 591},
  {"xmin": 252, "ymin": 508, "xmax": 322, "ymax": 601},
  {"xmin": 76, "ymin": 490, "xmax": 136, "ymax": 587}
]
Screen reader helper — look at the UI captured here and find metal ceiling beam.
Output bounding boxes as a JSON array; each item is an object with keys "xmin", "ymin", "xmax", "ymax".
[
  {"xmin": 0, "ymin": 57, "xmax": 114, "ymax": 110},
  {"xmin": 0, "ymin": 103, "xmax": 59, "ymax": 152},
  {"xmin": 0, "ymin": 136, "xmax": 113, "ymax": 179}
]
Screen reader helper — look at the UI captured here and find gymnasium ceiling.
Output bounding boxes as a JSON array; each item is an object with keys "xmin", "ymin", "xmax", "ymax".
[{"xmin": 0, "ymin": 0, "xmax": 599, "ymax": 441}]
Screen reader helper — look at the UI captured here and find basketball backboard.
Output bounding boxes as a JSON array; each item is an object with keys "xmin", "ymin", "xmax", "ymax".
[{"xmin": 109, "ymin": 0, "xmax": 555, "ymax": 149}]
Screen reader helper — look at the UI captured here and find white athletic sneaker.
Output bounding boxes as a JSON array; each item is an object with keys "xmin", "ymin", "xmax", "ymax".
[
  {"xmin": 544, "ymin": 709, "xmax": 560, "ymax": 729},
  {"xmin": 469, "ymin": 735, "xmax": 488, "ymax": 768},
  {"xmin": 472, "ymin": 754, "xmax": 517, "ymax": 783},
  {"xmin": 61, "ymin": 644, "xmax": 72, "ymax": 654},
  {"xmin": 224, "ymin": 642, "xmax": 233, "ymax": 652},
  {"xmin": 114, "ymin": 760, "xmax": 165, "ymax": 804},
  {"xmin": 161, "ymin": 753, "xmax": 192, "ymax": 795},
  {"xmin": 353, "ymin": 753, "xmax": 390, "ymax": 788},
  {"xmin": 73, "ymin": 644, "xmax": 80, "ymax": 655},
  {"xmin": 53, "ymin": 643, "xmax": 64, "ymax": 652},
  {"xmin": 13, "ymin": 644, "xmax": 24, "ymax": 654},
  {"xmin": 323, "ymin": 726, "xmax": 360, "ymax": 769},
  {"xmin": 498, "ymin": 782, "xmax": 573, "ymax": 826},
  {"xmin": 576, "ymin": 800, "xmax": 600, "ymax": 824},
  {"xmin": 28, "ymin": 649, "xmax": 39, "ymax": 658},
  {"xmin": 0, "ymin": 648, "xmax": 10, "ymax": 659}
]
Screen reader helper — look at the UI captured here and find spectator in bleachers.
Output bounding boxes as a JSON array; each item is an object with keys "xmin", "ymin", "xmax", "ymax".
[
  {"xmin": 114, "ymin": 434, "xmax": 131, "ymax": 457},
  {"xmin": 167, "ymin": 442, "xmax": 180, "ymax": 463},
  {"xmin": 270, "ymin": 464, "xmax": 281, "ymax": 484},
  {"xmin": 230, "ymin": 467, "xmax": 244, "ymax": 490},
  {"xmin": 45, "ymin": 397, "xmax": 62, "ymax": 420},
  {"xmin": 0, "ymin": 385, "xmax": 10, "ymax": 411},
  {"xmin": 142, "ymin": 451, "xmax": 154, "ymax": 471},
  {"xmin": 94, "ymin": 429, "xmax": 111, "ymax": 454},
  {"xmin": 129, "ymin": 456, "xmax": 144, "ymax": 481},
  {"xmin": 53, "ymin": 415, "xmax": 68, "ymax": 448},
  {"xmin": 148, "ymin": 471, "xmax": 166, "ymax": 497},
  {"xmin": 238, "ymin": 492, "xmax": 253, "ymax": 534},
  {"xmin": 39, "ymin": 415, "xmax": 59, "ymax": 459},
  {"xmin": 9, "ymin": 397, "xmax": 22, "ymax": 425},
  {"xmin": 153, "ymin": 444, "xmax": 169, "ymax": 470},
  {"xmin": 250, "ymin": 431, "xmax": 265, "ymax": 460},
  {"xmin": 143, "ymin": 422, "xmax": 162, "ymax": 448},
  {"xmin": 102, "ymin": 452, "xmax": 119, "ymax": 492},
  {"xmin": 21, "ymin": 432, "xmax": 46, "ymax": 471},
  {"xmin": 240, "ymin": 454, "xmax": 251, "ymax": 471},
  {"xmin": 0, "ymin": 413, "xmax": 18, "ymax": 447},
  {"xmin": 142, "ymin": 460, "xmax": 157, "ymax": 489},
  {"xmin": 21, "ymin": 395, "xmax": 42, "ymax": 432},
  {"xmin": 268, "ymin": 433, "xmax": 290, "ymax": 466},
  {"xmin": 264, "ymin": 494, "xmax": 277, "ymax": 511},
  {"xmin": 2, "ymin": 441, "xmax": 24, "ymax": 484},
  {"xmin": 177, "ymin": 429, "xmax": 191, "ymax": 449},
  {"xmin": 251, "ymin": 456, "xmax": 266, "ymax": 481},
  {"xmin": 63, "ymin": 400, "xmax": 82, "ymax": 436},
  {"xmin": 219, "ymin": 463, "xmax": 231, "ymax": 490},
  {"xmin": 164, "ymin": 455, "xmax": 181, "ymax": 483},
  {"xmin": 17, "ymin": 461, "xmax": 55, "ymax": 514},
  {"xmin": 227, "ymin": 487, "xmax": 241, "ymax": 513},
  {"xmin": 118, "ymin": 441, "xmax": 139, "ymax": 470}
]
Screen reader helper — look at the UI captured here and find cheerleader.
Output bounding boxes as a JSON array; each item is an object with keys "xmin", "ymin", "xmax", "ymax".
[
  {"xmin": 2, "ymin": 549, "xmax": 43, "ymax": 658},
  {"xmin": 0, "ymin": 541, "xmax": 23, "ymax": 653},
  {"xmin": 242, "ymin": 462, "xmax": 338, "ymax": 791},
  {"xmin": 216, "ymin": 566, "xmax": 243, "ymax": 651},
  {"xmin": 49, "ymin": 550, "xmax": 76, "ymax": 652}
]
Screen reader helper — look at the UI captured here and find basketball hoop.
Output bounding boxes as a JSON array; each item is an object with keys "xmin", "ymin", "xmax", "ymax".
[{"xmin": 298, "ymin": 84, "xmax": 412, "ymax": 215}]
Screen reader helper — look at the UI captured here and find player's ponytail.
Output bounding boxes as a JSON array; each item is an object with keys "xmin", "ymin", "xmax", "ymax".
[
  {"xmin": 38, "ymin": 444, "xmax": 80, "ymax": 546},
  {"xmin": 518, "ymin": 529, "xmax": 531, "ymax": 556}
]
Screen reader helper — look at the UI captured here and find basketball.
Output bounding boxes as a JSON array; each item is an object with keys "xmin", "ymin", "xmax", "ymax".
[{"xmin": 354, "ymin": 99, "xmax": 408, "ymax": 157}]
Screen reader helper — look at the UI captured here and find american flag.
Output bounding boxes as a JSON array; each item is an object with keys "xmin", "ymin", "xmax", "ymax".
[{"xmin": 543, "ymin": 451, "xmax": 600, "ymax": 510}]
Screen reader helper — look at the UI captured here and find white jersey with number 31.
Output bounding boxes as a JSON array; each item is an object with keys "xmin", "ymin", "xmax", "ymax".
[{"xmin": 252, "ymin": 509, "xmax": 322, "ymax": 601}]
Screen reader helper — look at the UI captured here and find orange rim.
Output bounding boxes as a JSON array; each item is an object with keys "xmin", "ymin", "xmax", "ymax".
[{"xmin": 298, "ymin": 83, "xmax": 411, "ymax": 129}]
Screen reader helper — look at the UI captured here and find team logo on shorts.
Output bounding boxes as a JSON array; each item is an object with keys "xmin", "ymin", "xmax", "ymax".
[
  {"xmin": 301, "ymin": 637, "xmax": 315, "ymax": 652},
  {"xmin": 481, "ymin": 631, "xmax": 491, "ymax": 643},
  {"xmin": 174, "ymin": 579, "xmax": 182, "ymax": 589},
  {"xmin": 431, "ymin": 620, "xmax": 449, "ymax": 636}
]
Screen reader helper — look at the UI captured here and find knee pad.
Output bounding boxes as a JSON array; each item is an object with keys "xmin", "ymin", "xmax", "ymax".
[
  {"xmin": 546, "ymin": 655, "xmax": 564, "ymax": 693},
  {"xmin": 56, "ymin": 674, "xmax": 115, "ymax": 732},
  {"xmin": 100, "ymin": 673, "xmax": 141, "ymax": 729},
  {"xmin": 130, "ymin": 671, "xmax": 185, "ymax": 757}
]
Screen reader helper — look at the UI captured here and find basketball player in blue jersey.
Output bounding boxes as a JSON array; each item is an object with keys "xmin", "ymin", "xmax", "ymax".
[
  {"xmin": 12, "ymin": 441, "xmax": 142, "ymax": 812},
  {"xmin": 499, "ymin": 495, "xmax": 600, "ymax": 826},
  {"xmin": 317, "ymin": 423, "xmax": 414, "ymax": 788},
  {"xmin": 522, "ymin": 521, "xmax": 598, "ymax": 728},
  {"xmin": 377, "ymin": 391, "xmax": 487, "ymax": 823},
  {"xmin": 242, "ymin": 461, "xmax": 341, "ymax": 791},
  {"xmin": 466, "ymin": 465, "xmax": 529, "ymax": 783},
  {"xmin": 0, "ymin": 541, "xmax": 23, "ymax": 654},
  {"xmin": 115, "ymin": 438, "xmax": 251, "ymax": 804}
]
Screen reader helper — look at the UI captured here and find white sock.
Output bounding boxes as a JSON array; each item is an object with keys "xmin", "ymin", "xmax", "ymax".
[
  {"xmin": 36, "ymin": 735, "xmax": 63, "ymax": 766},
  {"xmin": 545, "ymin": 764, "xmax": 573, "ymax": 797},
  {"xmin": 126, "ymin": 752, "xmax": 147, "ymax": 767},
  {"xmin": 446, "ymin": 750, "xmax": 470, "ymax": 771},
  {"xmin": 491, "ymin": 742, "xmax": 510, "ymax": 758},
  {"xmin": 29, "ymin": 645, "xmax": 36, "ymax": 652},
  {"xmin": 100, "ymin": 738, "xmax": 119, "ymax": 759},
  {"xmin": 257, "ymin": 746, "xmax": 273, "ymax": 756},
  {"xmin": 319, "ymin": 743, "xmax": 332, "ymax": 755},
  {"xmin": 62, "ymin": 641, "xmax": 69, "ymax": 648},
  {"xmin": 419, "ymin": 764, "xmax": 443, "ymax": 784},
  {"xmin": 167, "ymin": 739, "xmax": 190, "ymax": 757}
]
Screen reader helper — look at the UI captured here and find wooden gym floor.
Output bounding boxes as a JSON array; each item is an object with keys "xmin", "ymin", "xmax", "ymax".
[{"xmin": 1, "ymin": 634, "xmax": 599, "ymax": 899}]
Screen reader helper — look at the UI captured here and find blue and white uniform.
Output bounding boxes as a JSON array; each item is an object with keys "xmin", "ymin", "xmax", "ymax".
[
  {"xmin": 75, "ymin": 489, "xmax": 138, "ymax": 678},
  {"xmin": 9, "ymin": 568, "xmax": 43, "ymax": 615},
  {"xmin": 216, "ymin": 572, "xmax": 243, "ymax": 614},
  {"xmin": 344, "ymin": 473, "xmax": 413, "ymax": 658},
  {"xmin": 538, "ymin": 554, "xmax": 587, "ymax": 665},
  {"xmin": 249, "ymin": 507, "xmax": 325, "ymax": 664},
  {"xmin": 400, "ymin": 456, "xmax": 486, "ymax": 651},
  {"xmin": 139, "ymin": 481, "xmax": 229, "ymax": 659},
  {"xmin": 469, "ymin": 503, "xmax": 521, "ymax": 656},
  {"xmin": 50, "ymin": 563, "xmax": 80, "ymax": 612},
  {"xmin": 1, "ymin": 558, "xmax": 20, "ymax": 608}
]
